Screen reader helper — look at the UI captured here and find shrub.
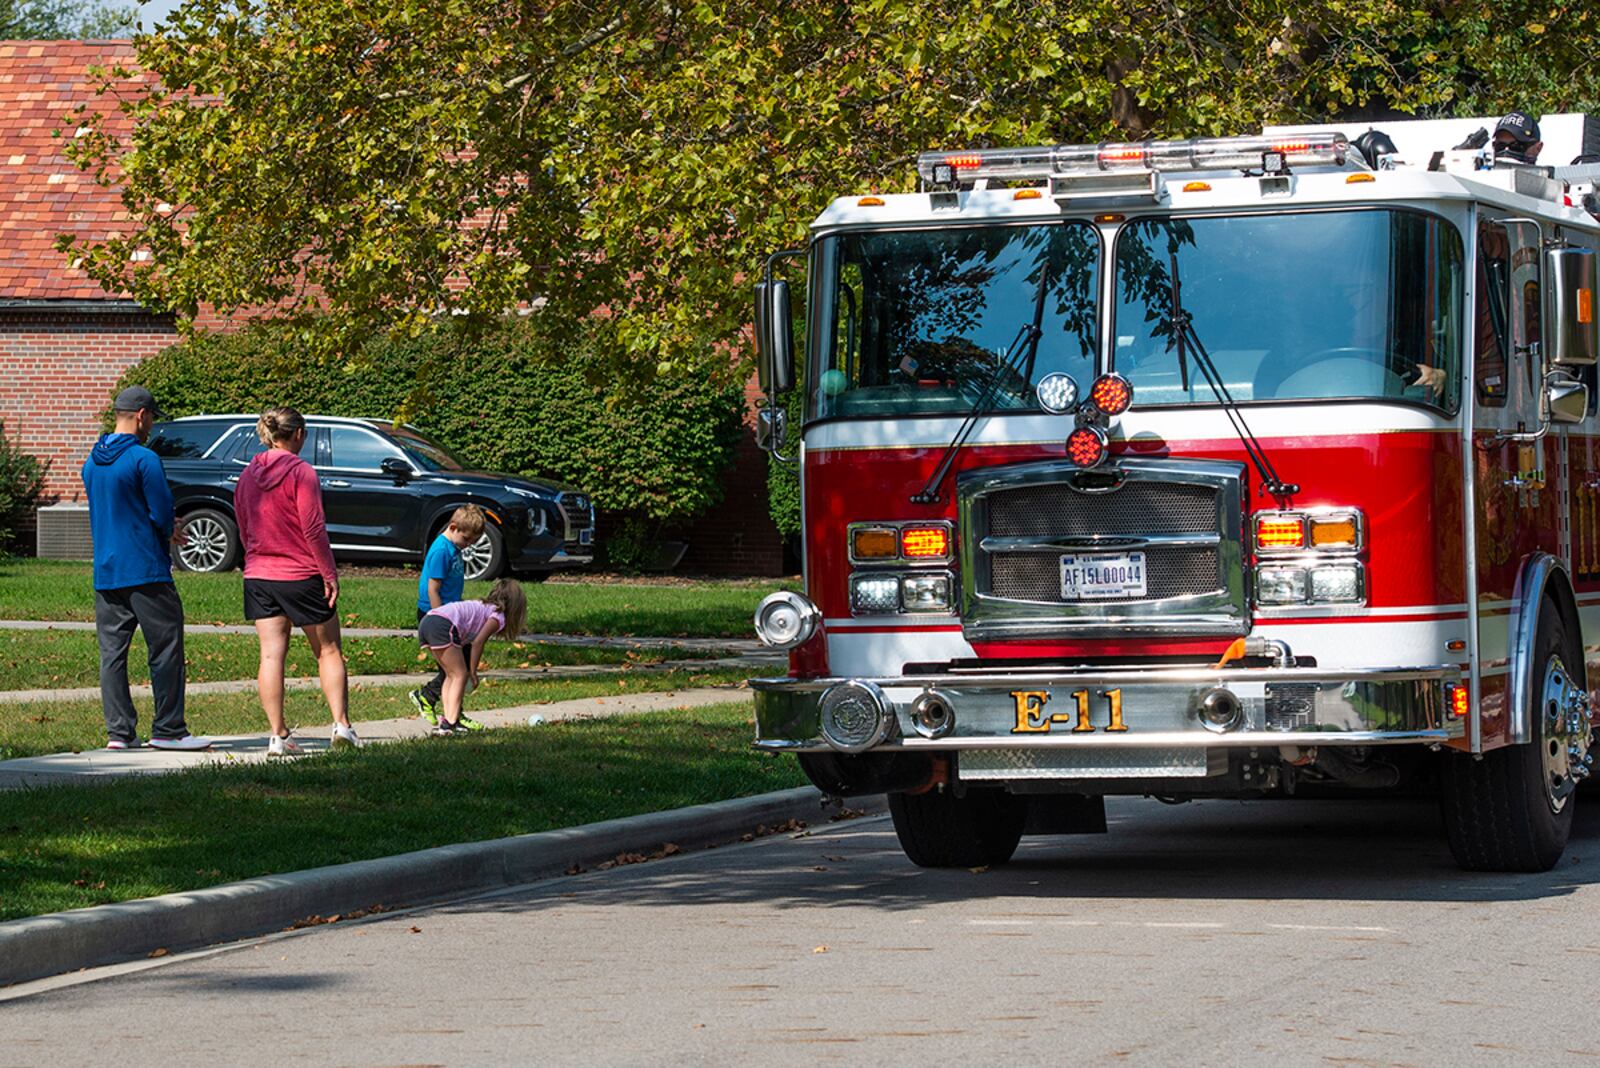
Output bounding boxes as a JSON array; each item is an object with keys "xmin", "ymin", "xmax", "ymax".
[
  {"xmin": 117, "ymin": 320, "xmax": 747, "ymax": 544},
  {"xmin": 0, "ymin": 420, "xmax": 49, "ymax": 556}
]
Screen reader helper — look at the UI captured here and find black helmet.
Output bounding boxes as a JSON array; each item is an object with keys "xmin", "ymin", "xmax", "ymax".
[{"xmin": 1352, "ymin": 129, "xmax": 1398, "ymax": 168}]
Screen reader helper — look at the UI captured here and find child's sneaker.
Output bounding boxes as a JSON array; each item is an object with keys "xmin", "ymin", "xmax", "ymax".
[
  {"xmin": 331, "ymin": 723, "xmax": 363, "ymax": 749},
  {"xmin": 456, "ymin": 714, "xmax": 486, "ymax": 732},
  {"xmin": 431, "ymin": 718, "xmax": 464, "ymax": 737},
  {"xmin": 267, "ymin": 733, "xmax": 303, "ymax": 757},
  {"xmin": 409, "ymin": 689, "xmax": 439, "ymax": 726},
  {"xmin": 105, "ymin": 738, "xmax": 141, "ymax": 750}
]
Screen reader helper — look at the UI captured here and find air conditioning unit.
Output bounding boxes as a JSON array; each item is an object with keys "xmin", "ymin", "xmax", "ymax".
[{"xmin": 36, "ymin": 504, "xmax": 93, "ymax": 560}]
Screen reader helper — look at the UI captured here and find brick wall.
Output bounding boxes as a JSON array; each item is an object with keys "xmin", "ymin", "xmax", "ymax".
[{"xmin": 0, "ymin": 306, "xmax": 177, "ymax": 505}]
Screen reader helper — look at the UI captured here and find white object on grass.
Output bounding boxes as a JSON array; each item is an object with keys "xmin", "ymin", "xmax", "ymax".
[{"xmin": 527, "ymin": 713, "xmax": 546, "ymax": 726}]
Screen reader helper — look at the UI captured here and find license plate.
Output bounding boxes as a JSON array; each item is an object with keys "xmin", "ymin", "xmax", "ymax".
[
  {"xmin": 1060, "ymin": 552, "xmax": 1147, "ymax": 599},
  {"xmin": 579, "ymin": 528, "xmax": 594, "ymax": 546}
]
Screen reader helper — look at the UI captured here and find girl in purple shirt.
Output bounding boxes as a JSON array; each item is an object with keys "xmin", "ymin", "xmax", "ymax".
[{"xmin": 417, "ymin": 578, "xmax": 527, "ymax": 734}]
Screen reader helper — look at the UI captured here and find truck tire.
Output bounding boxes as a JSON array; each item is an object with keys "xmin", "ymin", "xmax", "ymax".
[
  {"xmin": 1440, "ymin": 601, "xmax": 1583, "ymax": 872},
  {"xmin": 888, "ymin": 787, "xmax": 1027, "ymax": 868}
]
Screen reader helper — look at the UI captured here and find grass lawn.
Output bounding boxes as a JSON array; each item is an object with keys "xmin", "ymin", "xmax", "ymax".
[
  {"xmin": 0, "ymin": 560, "xmax": 790, "ymax": 637},
  {"xmin": 0, "ymin": 667, "xmax": 752, "ymax": 760},
  {"xmin": 0, "ymin": 628, "xmax": 721, "ymax": 692},
  {"xmin": 0, "ymin": 702, "xmax": 805, "ymax": 921}
]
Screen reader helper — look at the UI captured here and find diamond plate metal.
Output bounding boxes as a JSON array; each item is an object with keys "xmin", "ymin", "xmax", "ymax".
[{"xmin": 959, "ymin": 746, "xmax": 1216, "ymax": 779}]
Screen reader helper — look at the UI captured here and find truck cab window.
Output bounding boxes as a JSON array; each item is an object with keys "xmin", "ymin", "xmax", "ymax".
[
  {"xmin": 1475, "ymin": 222, "xmax": 1510, "ymax": 408},
  {"xmin": 811, "ymin": 223, "xmax": 1100, "ymax": 420}
]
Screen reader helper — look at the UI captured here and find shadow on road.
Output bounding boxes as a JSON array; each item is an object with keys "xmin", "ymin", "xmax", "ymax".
[{"xmin": 448, "ymin": 795, "xmax": 1600, "ymax": 918}]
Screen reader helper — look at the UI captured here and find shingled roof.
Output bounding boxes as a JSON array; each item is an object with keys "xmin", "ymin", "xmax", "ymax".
[{"xmin": 0, "ymin": 40, "xmax": 139, "ymax": 302}]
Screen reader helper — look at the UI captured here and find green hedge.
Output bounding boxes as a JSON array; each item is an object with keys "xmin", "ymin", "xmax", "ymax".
[
  {"xmin": 116, "ymin": 320, "xmax": 747, "ymax": 551},
  {"xmin": 0, "ymin": 420, "xmax": 48, "ymax": 556}
]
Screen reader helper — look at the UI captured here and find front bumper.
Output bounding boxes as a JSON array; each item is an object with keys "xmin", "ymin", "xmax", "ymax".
[{"xmin": 752, "ymin": 664, "xmax": 1465, "ymax": 755}]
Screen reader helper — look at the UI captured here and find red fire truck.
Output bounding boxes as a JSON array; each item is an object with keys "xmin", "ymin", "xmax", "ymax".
[{"xmin": 750, "ymin": 116, "xmax": 1600, "ymax": 873}]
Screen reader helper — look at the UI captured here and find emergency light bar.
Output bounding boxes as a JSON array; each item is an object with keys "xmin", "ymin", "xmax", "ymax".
[{"xmin": 917, "ymin": 134, "xmax": 1351, "ymax": 185}]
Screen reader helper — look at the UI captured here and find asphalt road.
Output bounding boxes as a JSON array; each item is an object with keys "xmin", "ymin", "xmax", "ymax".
[{"xmin": 5, "ymin": 795, "xmax": 1600, "ymax": 1066}]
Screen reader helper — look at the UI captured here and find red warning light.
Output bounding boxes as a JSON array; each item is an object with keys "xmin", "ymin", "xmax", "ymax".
[
  {"xmin": 1449, "ymin": 685, "xmax": 1470, "ymax": 720},
  {"xmin": 1066, "ymin": 426, "xmax": 1108, "ymax": 468},
  {"xmin": 1088, "ymin": 373, "xmax": 1133, "ymax": 416},
  {"xmin": 944, "ymin": 153, "xmax": 983, "ymax": 169}
]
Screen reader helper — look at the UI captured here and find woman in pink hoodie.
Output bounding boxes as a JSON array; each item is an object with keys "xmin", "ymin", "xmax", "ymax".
[{"xmin": 235, "ymin": 408, "xmax": 362, "ymax": 754}]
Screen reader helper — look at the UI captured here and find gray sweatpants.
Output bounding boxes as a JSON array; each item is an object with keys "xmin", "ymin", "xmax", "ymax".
[{"xmin": 95, "ymin": 582, "xmax": 188, "ymax": 743}]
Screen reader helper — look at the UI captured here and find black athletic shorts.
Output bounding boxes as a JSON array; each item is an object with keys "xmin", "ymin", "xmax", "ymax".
[{"xmin": 244, "ymin": 576, "xmax": 335, "ymax": 627}]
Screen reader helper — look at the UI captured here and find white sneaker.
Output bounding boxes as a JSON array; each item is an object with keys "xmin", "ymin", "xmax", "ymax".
[
  {"xmin": 330, "ymin": 723, "xmax": 363, "ymax": 749},
  {"xmin": 105, "ymin": 738, "xmax": 142, "ymax": 750},
  {"xmin": 266, "ymin": 733, "xmax": 303, "ymax": 757},
  {"xmin": 149, "ymin": 734, "xmax": 214, "ymax": 751}
]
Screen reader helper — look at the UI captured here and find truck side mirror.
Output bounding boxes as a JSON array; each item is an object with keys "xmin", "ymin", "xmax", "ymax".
[
  {"xmin": 754, "ymin": 280, "xmax": 795, "ymax": 395},
  {"xmin": 755, "ymin": 407, "xmax": 786, "ymax": 451},
  {"xmin": 1547, "ymin": 372, "xmax": 1589, "ymax": 424},
  {"xmin": 1548, "ymin": 247, "xmax": 1598, "ymax": 367}
]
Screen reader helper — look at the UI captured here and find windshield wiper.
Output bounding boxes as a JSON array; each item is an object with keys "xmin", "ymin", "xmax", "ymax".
[
  {"xmin": 909, "ymin": 322, "xmax": 1038, "ymax": 504},
  {"xmin": 1166, "ymin": 251, "xmax": 1299, "ymax": 499},
  {"xmin": 912, "ymin": 264, "xmax": 1053, "ymax": 505}
]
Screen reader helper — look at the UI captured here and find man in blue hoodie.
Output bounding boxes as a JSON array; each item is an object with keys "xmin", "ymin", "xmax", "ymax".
[{"xmin": 82, "ymin": 386, "xmax": 210, "ymax": 751}]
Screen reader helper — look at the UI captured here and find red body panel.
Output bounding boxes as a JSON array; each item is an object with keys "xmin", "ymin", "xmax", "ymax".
[{"xmin": 804, "ymin": 427, "xmax": 1465, "ymax": 641}]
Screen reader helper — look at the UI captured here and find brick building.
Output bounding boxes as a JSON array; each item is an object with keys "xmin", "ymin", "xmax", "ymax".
[{"xmin": 0, "ymin": 39, "xmax": 786, "ymax": 575}]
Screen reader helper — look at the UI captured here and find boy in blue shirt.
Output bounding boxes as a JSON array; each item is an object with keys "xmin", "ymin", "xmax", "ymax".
[{"xmin": 410, "ymin": 504, "xmax": 485, "ymax": 725}]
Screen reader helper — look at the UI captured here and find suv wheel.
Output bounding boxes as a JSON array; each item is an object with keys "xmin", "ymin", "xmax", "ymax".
[
  {"xmin": 175, "ymin": 508, "xmax": 240, "ymax": 573},
  {"xmin": 461, "ymin": 523, "xmax": 504, "ymax": 581}
]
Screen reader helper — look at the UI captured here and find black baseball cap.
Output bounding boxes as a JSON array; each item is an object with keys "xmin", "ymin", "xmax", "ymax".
[
  {"xmin": 1495, "ymin": 111, "xmax": 1541, "ymax": 144},
  {"xmin": 112, "ymin": 385, "xmax": 166, "ymax": 419}
]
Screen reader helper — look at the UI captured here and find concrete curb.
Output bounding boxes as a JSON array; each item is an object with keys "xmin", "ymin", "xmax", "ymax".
[{"xmin": 0, "ymin": 786, "xmax": 876, "ymax": 988}]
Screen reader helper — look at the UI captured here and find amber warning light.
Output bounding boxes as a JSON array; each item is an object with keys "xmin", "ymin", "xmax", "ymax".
[
  {"xmin": 1255, "ymin": 517, "xmax": 1305, "ymax": 550},
  {"xmin": 901, "ymin": 526, "xmax": 951, "ymax": 560}
]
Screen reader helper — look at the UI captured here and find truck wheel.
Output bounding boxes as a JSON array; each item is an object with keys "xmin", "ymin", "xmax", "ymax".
[
  {"xmin": 888, "ymin": 787, "xmax": 1027, "ymax": 869},
  {"xmin": 174, "ymin": 508, "xmax": 239, "ymax": 573},
  {"xmin": 1440, "ymin": 601, "xmax": 1587, "ymax": 872}
]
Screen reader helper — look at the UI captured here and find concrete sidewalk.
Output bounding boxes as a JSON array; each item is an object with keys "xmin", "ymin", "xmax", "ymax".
[
  {"xmin": 0, "ymin": 618, "xmax": 763, "ymax": 653},
  {"xmin": 0, "ymin": 685, "xmax": 749, "ymax": 790},
  {"xmin": 0, "ymin": 653, "xmax": 782, "ymax": 705}
]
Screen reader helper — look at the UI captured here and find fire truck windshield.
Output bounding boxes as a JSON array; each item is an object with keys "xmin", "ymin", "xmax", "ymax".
[
  {"xmin": 1113, "ymin": 209, "xmax": 1463, "ymax": 412},
  {"xmin": 810, "ymin": 222, "xmax": 1099, "ymax": 420}
]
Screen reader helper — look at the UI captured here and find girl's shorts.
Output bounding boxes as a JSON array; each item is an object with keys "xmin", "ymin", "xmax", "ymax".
[{"xmin": 418, "ymin": 613, "xmax": 466, "ymax": 650}]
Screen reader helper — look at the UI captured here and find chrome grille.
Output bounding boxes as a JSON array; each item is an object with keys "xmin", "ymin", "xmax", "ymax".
[
  {"xmin": 990, "ymin": 482, "xmax": 1218, "ymax": 537},
  {"xmin": 991, "ymin": 546, "xmax": 1221, "ymax": 603},
  {"xmin": 557, "ymin": 493, "xmax": 593, "ymax": 542},
  {"xmin": 958, "ymin": 457, "xmax": 1248, "ymax": 640}
]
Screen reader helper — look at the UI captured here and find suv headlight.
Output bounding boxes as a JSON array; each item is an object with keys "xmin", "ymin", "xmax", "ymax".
[{"xmin": 506, "ymin": 485, "xmax": 551, "ymax": 501}]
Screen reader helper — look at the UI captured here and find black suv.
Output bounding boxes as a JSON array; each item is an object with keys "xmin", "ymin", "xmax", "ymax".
[{"xmin": 146, "ymin": 415, "xmax": 596, "ymax": 580}]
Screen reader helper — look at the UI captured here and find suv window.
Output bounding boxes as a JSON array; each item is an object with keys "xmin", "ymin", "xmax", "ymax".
[
  {"xmin": 326, "ymin": 425, "xmax": 403, "ymax": 470},
  {"xmin": 147, "ymin": 420, "xmax": 237, "ymax": 459}
]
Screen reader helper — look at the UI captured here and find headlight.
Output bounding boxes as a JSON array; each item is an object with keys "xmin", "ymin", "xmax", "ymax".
[
  {"xmin": 505, "ymin": 486, "xmax": 551, "ymax": 501},
  {"xmin": 1256, "ymin": 566, "xmax": 1309, "ymax": 605},
  {"xmin": 1309, "ymin": 563, "xmax": 1362, "ymax": 603},
  {"xmin": 753, "ymin": 591, "xmax": 820, "ymax": 649},
  {"xmin": 1256, "ymin": 562, "xmax": 1365, "ymax": 606},
  {"xmin": 850, "ymin": 574, "xmax": 901, "ymax": 614}
]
